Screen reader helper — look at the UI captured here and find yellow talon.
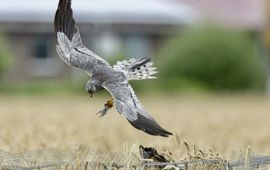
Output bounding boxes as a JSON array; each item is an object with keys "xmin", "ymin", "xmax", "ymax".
[{"xmin": 105, "ymin": 99, "xmax": 114, "ymax": 108}]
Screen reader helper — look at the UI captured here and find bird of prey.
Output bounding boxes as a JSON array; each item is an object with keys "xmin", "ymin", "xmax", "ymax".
[{"xmin": 54, "ymin": 0, "xmax": 172, "ymax": 137}]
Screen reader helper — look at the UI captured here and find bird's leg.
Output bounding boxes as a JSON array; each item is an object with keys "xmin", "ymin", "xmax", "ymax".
[{"xmin": 96, "ymin": 99, "xmax": 114, "ymax": 118}]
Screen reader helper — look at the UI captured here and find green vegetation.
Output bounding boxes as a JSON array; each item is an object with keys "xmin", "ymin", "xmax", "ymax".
[
  {"xmin": 0, "ymin": 33, "xmax": 12, "ymax": 80},
  {"xmin": 158, "ymin": 24, "xmax": 267, "ymax": 92}
]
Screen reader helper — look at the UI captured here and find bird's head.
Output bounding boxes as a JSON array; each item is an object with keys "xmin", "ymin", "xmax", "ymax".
[{"xmin": 86, "ymin": 79, "xmax": 102, "ymax": 97}]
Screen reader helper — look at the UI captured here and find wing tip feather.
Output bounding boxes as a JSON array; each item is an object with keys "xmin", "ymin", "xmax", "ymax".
[
  {"xmin": 54, "ymin": 0, "xmax": 75, "ymax": 40},
  {"xmin": 128, "ymin": 114, "xmax": 173, "ymax": 137}
]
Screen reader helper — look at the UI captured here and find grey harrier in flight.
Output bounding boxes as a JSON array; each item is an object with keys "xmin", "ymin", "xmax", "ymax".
[{"xmin": 54, "ymin": 0, "xmax": 172, "ymax": 137}]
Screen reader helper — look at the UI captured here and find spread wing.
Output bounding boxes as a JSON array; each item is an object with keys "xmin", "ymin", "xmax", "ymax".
[
  {"xmin": 102, "ymin": 80, "xmax": 172, "ymax": 137},
  {"xmin": 54, "ymin": 0, "xmax": 112, "ymax": 76}
]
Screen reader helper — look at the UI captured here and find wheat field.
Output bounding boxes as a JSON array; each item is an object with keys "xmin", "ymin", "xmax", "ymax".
[{"xmin": 0, "ymin": 94, "xmax": 270, "ymax": 159}]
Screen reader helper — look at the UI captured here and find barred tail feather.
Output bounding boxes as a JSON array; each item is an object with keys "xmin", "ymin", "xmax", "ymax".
[
  {"xmin": 113, "ymin": 57, "xmax": 158, "ymax": 81},
  {"xmin": 128, "ymin": 62, "xmax": 158, "ymax": 80}
]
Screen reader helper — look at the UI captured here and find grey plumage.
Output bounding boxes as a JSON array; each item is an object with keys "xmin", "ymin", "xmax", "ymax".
[{"xmin": 54, "ymin": 0, "xmax": 172, "ymax": 137}]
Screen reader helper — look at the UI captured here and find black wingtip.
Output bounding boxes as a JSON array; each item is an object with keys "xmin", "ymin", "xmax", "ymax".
[
  {"xmin": 54, "ymin": 0, "xmax": 75, "ymax": 40},
  {"xmin": 128, "ymin": 114, "xmax": 173, "ymax": 137}
]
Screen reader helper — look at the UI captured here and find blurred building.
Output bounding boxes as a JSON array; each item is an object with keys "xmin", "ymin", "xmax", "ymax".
[
  {"xmin": 0, "ymin": 0, "xmax": 197, "ymax": 82},
  {"xmin": 0, "ymin": 0, "xmax": 266, "ymax": 82}
]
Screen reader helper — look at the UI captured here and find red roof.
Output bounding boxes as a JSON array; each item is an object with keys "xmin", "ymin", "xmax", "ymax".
[{"xmin": 176, "ymin": 0, "xmax": 266, "ymax": 30}]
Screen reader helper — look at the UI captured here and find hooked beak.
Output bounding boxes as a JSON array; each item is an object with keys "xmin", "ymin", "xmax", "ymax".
[{"xmin": 88, "ymin": 90, "xmax": 93, "ymax": 97}]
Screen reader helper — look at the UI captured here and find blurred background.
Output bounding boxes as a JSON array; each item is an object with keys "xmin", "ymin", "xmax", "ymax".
[
  {"xmin": 0, "ymin": 0, "xmax": 270, "ymax": 158},
  {"xmin": 0, "ymin": 0, "xmax": 268, "ymax": 93}
]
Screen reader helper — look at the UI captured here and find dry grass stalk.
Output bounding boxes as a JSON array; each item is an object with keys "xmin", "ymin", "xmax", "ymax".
[{"xmin": 244, "ymin": 146, "xmax": 251, "ymax": 170}]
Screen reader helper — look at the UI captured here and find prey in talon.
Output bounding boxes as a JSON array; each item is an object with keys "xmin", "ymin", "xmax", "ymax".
[
  {"xmin": 85, "ymin": 79, "xmax": 113, "ymax": 118},
  {"xmin": 97, "ymin": 99, "xmax": 114, "ymax": 118}
]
